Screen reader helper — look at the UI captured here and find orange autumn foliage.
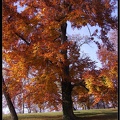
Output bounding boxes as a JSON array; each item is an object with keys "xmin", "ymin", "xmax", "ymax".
[{"xmin": 2, "ymin": 0, "xmax": 117, "ymax": 115}]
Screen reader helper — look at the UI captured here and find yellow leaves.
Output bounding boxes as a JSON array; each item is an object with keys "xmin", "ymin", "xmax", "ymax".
[
  {"xmin": 96, "ymin": 86, "xmax": 100, "ymax": 91},
  {"xmin": 32, "ymin": 43, "xmax": 40, "ymax": 55},
  {"xmin": 85, "ymin": 77, "xmax": 93, "ymax": 94},
  {"xmin": 43, "ymin": 8, "xmax": 45, "ymax": 11},
  {"xmin": 104, "ymin": 77, "xmax": 113, "ymax": 88},
  {"xmin": 84, "ymin": 69, "xmax": 114, "ymax": 97},
  {"xmin": 16, "ymin": 79, "xmax": 20, "ymax": 82},
  {"xmin": 3, "ymin": 51, "xmax": 28, "ymax": 80},
  {"xmin": 10, "ymin": 61, "xmax": 26, "ymax": 78}
]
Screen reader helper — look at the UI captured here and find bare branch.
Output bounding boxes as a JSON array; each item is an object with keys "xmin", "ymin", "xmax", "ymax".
[
  {"xmin": 86, "ymin": 24, "xmax": 92, "ymax": 37},
  {"xmin": 14, "ymin": 32, "xmax": 30, "ymax": 45},
  {"xmin": 72, "ymin": 80, "xmax": 89, "ymax": 91}
]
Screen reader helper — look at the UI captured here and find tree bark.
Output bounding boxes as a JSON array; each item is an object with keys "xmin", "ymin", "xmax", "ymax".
[
  {"xmin": 62, "ymin": 81, "xmax": 78, "ymax": 120},
  {"xmin": 2, "ymin": 76, "xmax": 18, "ymax": 120},
  {"xmin": 61, "ymin": 23, "xmax": 78, "ymax": 120}
]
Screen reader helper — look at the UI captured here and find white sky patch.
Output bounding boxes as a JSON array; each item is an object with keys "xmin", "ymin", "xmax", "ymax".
[
  {"xmin": 67, "ymin": 21, "xmax": 102, "ymax": 68},
  {"xmin": 14, "ymin": 2, "xmax": 26, "ymax": 13}
]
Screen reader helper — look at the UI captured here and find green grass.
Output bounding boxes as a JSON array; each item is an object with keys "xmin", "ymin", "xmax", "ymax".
[{"xmin": 2, "ymin": 108, "xmax": 118, "ymax": 120}]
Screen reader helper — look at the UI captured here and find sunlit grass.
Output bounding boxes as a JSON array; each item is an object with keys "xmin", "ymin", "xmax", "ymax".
[{"xmin": 3, "ymin": 108, "xmax": 118, "ymax": 120}]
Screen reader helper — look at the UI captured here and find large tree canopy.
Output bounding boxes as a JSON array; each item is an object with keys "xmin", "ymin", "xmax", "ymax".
[{"xmin": 2, "ymin": 0, "xmax": 117, "ymax": 120}]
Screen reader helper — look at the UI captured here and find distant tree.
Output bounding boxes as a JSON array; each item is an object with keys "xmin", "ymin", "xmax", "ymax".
[
  {"xmin": 82, "ymin": 29, "xmax": 118, "ymax": 108},
  {"xmin": 97, "ymin": 29, "xmax": 118, "ymax": 108}
]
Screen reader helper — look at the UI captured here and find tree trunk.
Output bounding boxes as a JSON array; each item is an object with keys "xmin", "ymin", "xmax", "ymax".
[
  {"xmin": 97, "ymin": 103, "xmax": 99, "ymax": 109},
  {"xmin": 62, "ymin": 81, "xmax": 77, "ymax": 120},
  {"xmin": 102, "ymin": 101, "xmax": 106, "ymax": 109},
  {"xmin": 2, "ymin": 76, "xmax": 18, "ymax": 120},
  {"xmin": 61, "ymin": 23, "xmax": 77, "ymax": 120}
]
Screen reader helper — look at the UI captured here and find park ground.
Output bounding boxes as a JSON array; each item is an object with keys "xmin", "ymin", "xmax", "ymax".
[{"xmin": 2, "ymin": 108, "xmax": 118, "ymax": 120}]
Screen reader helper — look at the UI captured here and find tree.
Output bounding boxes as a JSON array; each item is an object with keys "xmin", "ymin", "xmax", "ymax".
[
  {"xmin": 2, "ymin": 76, "xmax": 18, "ymax": 120},
  {"xmin": 2, "ymin": 0, "xmax": 117, "ymax": 119},
  {"xmin": 82, "ymin": 29, "xmax": 118, "ymax": 109},
  {"xmin": 96, "ymin": 29, "xmax": 118, "ymax": 108}
]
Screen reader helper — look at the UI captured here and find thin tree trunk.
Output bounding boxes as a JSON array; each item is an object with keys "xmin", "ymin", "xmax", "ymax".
[
  {"xmin": 2, "ymin": 76, "xmax": 18, "ymax": 120},
  {"xmin": 102, "ymin": 101, "xmax": 106, "ymax": 109},
  {"xmin": 61, "ymin": 23, "xmax": 77, "ymax": 120},
  {"xmin": 97, "ymin": 103, "xmax": 99, "ymax": 109},
  {"xmin": 22, "ymin": 98, "xmax": 24, "ymax": 113}
]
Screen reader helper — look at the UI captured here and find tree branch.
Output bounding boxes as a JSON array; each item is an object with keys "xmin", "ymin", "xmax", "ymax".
[
  {"xmin": 72, "ymin": 80, "xmax": 89, "ymax": 91},
  {"xmin": 14, "ymin": 32, "xmax": 30, "ymax": 45},
  {"xmin": 53, "ymin": 35, "xmax": 61, "ymax": 42},
  {"xmin": 86, "ymin": 24, "xmax": 92, "ymax": 37}
]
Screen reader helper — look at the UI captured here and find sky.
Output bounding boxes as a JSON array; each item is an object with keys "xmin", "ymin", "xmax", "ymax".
[{"xmin": 67, "ymin": 21, "xmax": 102, "ymax": 68}]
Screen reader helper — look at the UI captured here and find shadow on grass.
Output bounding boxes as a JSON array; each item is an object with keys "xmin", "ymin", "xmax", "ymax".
[
  {"xmin": 3, "ymin": 114, "xmax": 63, "ymax": 120},
  {"xmin": 75, "ymin": 112, "xmax": 117, "ymax": 116},
  {"xmin": 77, "ymin": 115, "xmax": 118, "ymax": 120},
  {"xmin": 18, "ymin": 115, "xmax": 63, "ymax": 120},
  {"xmin": 76, "ymin": 112, "xmax": 118, "ymax": 120}
]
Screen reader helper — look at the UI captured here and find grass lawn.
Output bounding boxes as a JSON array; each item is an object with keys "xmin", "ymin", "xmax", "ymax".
[{"xmin": 2, "ymin": 108, "xmax": 118, "ymax": 120}]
